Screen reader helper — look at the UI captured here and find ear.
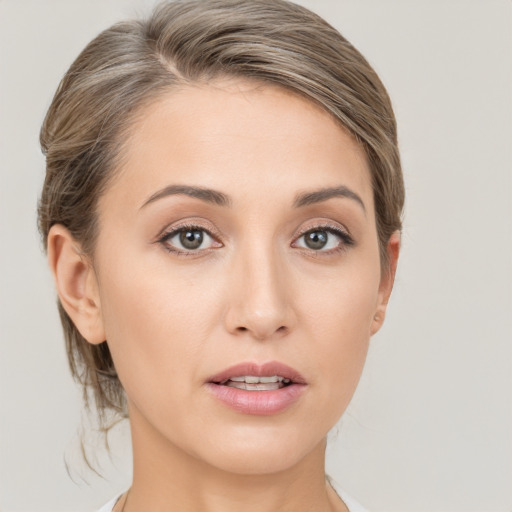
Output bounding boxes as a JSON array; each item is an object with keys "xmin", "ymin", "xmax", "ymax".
[
  {"xmin": 47, "ymin": 224, "xmax": 105, "ymax": 345},
  {"xmin": 371, "ymin": 231, "xmax": 401, "ymax": 336}
]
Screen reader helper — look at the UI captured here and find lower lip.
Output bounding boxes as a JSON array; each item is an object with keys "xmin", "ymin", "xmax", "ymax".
[{"xmin": 205, "ymin": 383, "xmax": 306, "ymax": 416}]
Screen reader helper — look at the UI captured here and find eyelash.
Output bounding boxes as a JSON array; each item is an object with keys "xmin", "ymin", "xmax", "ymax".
[
  {"xmin": 157, "ymin": 223, "xmax": 222, "ymax": 257},
  {"xmin": 156, "ymin": 223, "xmax": 355, "ymax": 257},
  {"xmin": 293, "ymin": 224, "xmax": 355, "ymax": 255}
]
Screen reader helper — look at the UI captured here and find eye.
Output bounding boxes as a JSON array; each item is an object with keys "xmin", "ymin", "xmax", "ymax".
[
  {"xmin": 159, "ymin": 225, "xmax": 221, "ymax": 253},
  {"xmin": 294, "ymin": 226, "xmax": 354, "ymax": 252}
]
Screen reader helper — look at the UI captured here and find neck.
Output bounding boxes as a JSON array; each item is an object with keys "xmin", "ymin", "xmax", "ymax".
[{"xmin": 123, "ymin": 404, "xmax": 347, "ymax": 512}]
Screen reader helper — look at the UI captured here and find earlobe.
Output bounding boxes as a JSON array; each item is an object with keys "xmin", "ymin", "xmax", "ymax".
[
  {"xmin": 371, "ymin": 231, "xmax": 401, "ymax": 336},
  {"xmin": 47, "ymin": 224, "xmax": 105, "ymax": 345}
]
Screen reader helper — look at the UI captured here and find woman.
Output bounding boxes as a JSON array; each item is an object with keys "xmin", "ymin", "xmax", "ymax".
[{"xmin": 38, "ymin": 1, "xmax": 404, "ymax": 510}]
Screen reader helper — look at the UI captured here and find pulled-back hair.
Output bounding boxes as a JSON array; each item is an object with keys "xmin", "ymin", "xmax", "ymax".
[{"xmin": 38, "ymin": 0, "xmax": 404, "ymax": 423}]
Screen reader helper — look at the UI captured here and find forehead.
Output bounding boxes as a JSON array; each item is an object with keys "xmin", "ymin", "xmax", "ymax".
[{"xmin": 102, "ymin": 79, "xmax": 373, "ymax": 215}]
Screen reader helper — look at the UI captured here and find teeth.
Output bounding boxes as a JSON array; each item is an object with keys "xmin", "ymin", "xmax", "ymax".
[
  {"xmin": 226, "ymin": 381, "xmax": 282, "ymax": 391},
  {"xmin": 228, "ymin": 375, "xmax": 284, "ymax": 384},
  {"xmin": 259, "ymin": 376, "xmax": 279, "ymax": 383},
  {"xmin": 219, "ymin": 375, "xmax": 293, "ymax": 390},
  {"xmin": 215, "ymin": 375, "xmax": 294, "ymax": 390}
]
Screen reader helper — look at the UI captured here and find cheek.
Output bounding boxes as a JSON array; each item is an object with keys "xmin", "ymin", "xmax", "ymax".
[
  {"xmin": 296, "ymin": 259, "xmax": 380, "ymax": 416},
  {"xmin": 299, "ymin": 252, "xmax": 381, "ymax": 345},
  {"xmin": 95, "ymin": 248, "xmax": 223, "ymax": 404}
]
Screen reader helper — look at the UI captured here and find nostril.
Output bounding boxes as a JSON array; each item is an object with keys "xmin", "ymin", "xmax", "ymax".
[{"xmin": 234, "ymin": 324, "xmax": 288, "ymax": 338}]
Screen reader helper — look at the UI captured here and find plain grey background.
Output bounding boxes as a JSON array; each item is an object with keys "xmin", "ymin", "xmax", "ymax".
[{"xmin": 1, "ymin": 1, "xmax": 511, "ymax": 511}]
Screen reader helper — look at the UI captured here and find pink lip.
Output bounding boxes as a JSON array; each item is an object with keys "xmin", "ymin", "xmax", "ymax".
[{"xmin": 205, "ymin": 361, "xmax": 307, "ymax": 416}]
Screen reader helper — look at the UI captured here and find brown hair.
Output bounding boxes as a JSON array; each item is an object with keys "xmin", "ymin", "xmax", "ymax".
[{"xmin": 38, "ymin": 0, "xmax": 404, "ymax": 423}]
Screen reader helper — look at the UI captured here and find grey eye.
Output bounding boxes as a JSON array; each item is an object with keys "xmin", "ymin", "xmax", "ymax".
[
  {"xmin": 179, "ymin": 229, "xmax": 204, "ymax": 250},
  {"xmin": 296, "ymin": 229, "xmax": 342, "ymax": 251},
  {"xmin": 304, "ymin": 230, "xmax": 328, "ymax": 250},
  {"xmin": 165, "ymin": 228, "xmax": 215, "ymax": 251}
]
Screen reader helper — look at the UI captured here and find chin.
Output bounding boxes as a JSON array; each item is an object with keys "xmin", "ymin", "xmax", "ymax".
[
  {"xmin": 192, "ymin": 425, "xmax": 325, "ymax": 476},
  {"xmin": 205, "ymin": 447, "xmax": 309, "ymax": 476}
]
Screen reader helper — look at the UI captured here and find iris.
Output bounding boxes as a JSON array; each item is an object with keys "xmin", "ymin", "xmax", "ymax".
[
  {"xmin": 180, "ymin": 229, "xmax": 204, "ymax": 249},
  {"xmin": 304, "ymin": 230, "xmax": 328, "ymax": 250}
]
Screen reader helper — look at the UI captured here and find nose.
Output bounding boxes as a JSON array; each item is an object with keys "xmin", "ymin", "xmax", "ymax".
[{"xmin": 223, "ymin": 242, "xmax": 296, "ymax": 341}]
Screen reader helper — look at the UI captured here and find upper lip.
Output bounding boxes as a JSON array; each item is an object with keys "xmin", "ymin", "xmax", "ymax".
[{"xmin": 207, "ymin": 361, "xmax": 307, "ymax": 385}]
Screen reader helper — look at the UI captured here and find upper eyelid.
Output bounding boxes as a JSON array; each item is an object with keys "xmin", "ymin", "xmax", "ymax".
[
  {"xmin": 298, "ymin": 224, "xmax": 344, "ymax": 234},
  {"xmin": 157, "ymin": 220, "xmax": 220, "ymax": 241},
  {"xmin": 294, "ymin": 222, "xmax": 351, "ymax": 238}
]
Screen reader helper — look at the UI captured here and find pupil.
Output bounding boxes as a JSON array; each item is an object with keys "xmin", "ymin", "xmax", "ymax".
[
  {"xmin": 180, "ymin": 230, "xmax": 203, "ymax": 249},
  {"xmin": 305, "ymin": 231, "xmax": 328, "ymax": 250}
]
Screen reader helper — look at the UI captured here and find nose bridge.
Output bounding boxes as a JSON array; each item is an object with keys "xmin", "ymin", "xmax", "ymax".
[{"xmin": 224, "ymin": 234, "xmax": 294, "ymax": 340}]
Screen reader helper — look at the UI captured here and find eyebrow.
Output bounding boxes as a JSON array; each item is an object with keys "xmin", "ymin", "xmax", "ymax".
[
  {"xmin": 140, "ymin": 183, "xmax": 365, "ymax": 213},
  {"xmin": 140, "ymin": 185, "xmax": 231, "ymax": 209},
  {"xmin": 293, "ymin": 186, "xmax": 366, "ymax": 213}
]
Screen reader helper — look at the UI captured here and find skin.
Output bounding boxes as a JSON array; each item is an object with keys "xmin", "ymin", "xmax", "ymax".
[{"xmin": 48, "ymin": 79, "xmax": 399, "ymax": 512}]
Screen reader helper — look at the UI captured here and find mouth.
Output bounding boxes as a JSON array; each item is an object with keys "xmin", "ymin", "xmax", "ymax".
[
  {"xmin": 206, "ymin": 362, "xmax": 307, "ymax": 415},
  {"xmin": 207, "ymin": 361, "xmax": 307, "ymax": 389}
]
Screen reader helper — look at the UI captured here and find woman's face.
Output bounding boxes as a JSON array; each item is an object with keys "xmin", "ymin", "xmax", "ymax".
[{"xmin": 90, "ymin": 79, "xmax": 395, "ymax": 474}]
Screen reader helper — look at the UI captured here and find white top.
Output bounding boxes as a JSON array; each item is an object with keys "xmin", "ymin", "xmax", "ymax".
[
  {"xmin": 335, "ymin": 487, "xmax": 369, "ymax": 512},
  {"xmin": 97, "ymin": 495, "xmax": 122, "ymax": 512},
  {"xmin": 97, "ymin": 485, "xmax": 368, "ymax": 512}
]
